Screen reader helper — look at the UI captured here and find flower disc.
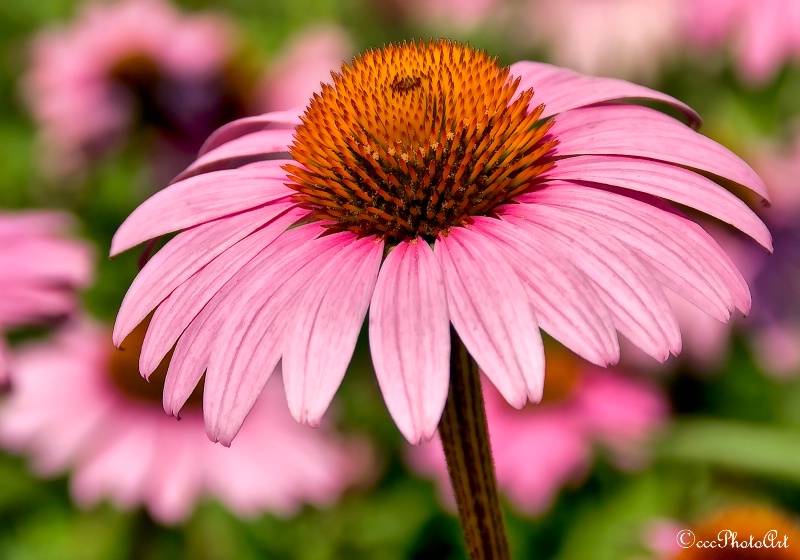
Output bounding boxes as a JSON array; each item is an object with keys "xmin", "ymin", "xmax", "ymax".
[{"xmin": 285, "ymin": 39, "xmax": 556, "ymax": 242}]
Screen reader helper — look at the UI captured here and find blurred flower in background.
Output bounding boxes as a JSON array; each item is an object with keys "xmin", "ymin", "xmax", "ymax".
[
  {"xmin": 682, "ymin": 0, "xmax": 800, "ymax": 84},
  {"xmin": 255, "ymin": 25, "xmax": 354, "ymax": 113},
  {"xmin": 22, "ymin": 0, "xmax": 351, "ymax": 181},
  {"xmin": 519, "ymin": 0, "xmax": 682, "ymax": 81},
  {"xmin": 651, "ymin": 505, "xmax": 800, "ymax": 559},
  {"xmin": 731, "ymin": 134, "xmax": 800, "ymax": 377},
  {"xmin": 0, "ymin": 317, "xmax": 371, "ymax": 524},
  {"xmin": 23, "ymin": 0, "xmax": 236, "ymax": 178},
  {"xmin": 409, "ymin": 347, "xmax": 667, "ymax": 514},
  {"xmin": 0, "ymin": 211, "xmax": 92, "ymax": 387}
]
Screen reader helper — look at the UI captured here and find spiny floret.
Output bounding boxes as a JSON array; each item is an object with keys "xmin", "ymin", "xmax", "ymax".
[{"xmin": 285, "ymin": 39, "xmax": 556, "ymax": 242}]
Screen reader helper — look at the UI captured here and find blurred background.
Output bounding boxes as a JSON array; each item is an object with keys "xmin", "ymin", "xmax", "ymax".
[{"xmin": 1, "ymin": 0, "xmax": 800, "ymax": 558}]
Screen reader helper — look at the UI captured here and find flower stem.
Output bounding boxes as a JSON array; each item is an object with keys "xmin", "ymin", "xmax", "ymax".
[{"xmin": 438, "ymin": 328, "xmax": 511, "ymax": 560}]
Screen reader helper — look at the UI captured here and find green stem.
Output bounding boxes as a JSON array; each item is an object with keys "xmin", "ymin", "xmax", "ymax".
[{"xmin": 438, "ymin": 328, "xmax": 511, "ymax": 560}]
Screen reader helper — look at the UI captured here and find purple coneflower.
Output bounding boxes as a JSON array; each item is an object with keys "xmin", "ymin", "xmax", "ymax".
[
  {"xmin": 111, "ymin": 40, "xmax": 770, "ymax": 557},
  {"xmin": 0, "ymin": 318, "xmax": 369, "ymax": 524},
  {"xmin": 113, "ymin": 39, "xmax": 769, "ymax": 444}
]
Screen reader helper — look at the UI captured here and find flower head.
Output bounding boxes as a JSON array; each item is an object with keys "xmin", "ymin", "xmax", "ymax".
[
  {"xmin": 409, "ymin": 348, "xmax": 667, "ymax": 513},
  {"xmin": 112, "ymin": 40, "xmax": 770, "ymax": 445},
  {"xmin": 0, "ymin": 318, "xmax": 370, "ymax": 524},
  {"xmin": 0, "ymin": 211, "xmax": 92, "ymax": 386}
]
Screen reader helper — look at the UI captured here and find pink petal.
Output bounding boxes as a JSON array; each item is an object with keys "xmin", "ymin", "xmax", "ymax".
[
  {"xmin": 523, "ymin": 200, "xmax": 731, "ymax": 320},
  {"xmin": 541, "ymin": 155, "xmax": 772, "ymax": 250},
  {"xmin": 369, "ymin": 240, "xmax": 450, "ymax": 444},
  {"xmin": 520, "ymin": 183, "xmax": 751, "ymax": 316},
  {"xmin": 139, "ymin": 209, "xmax": 309, "ymax": 376},
  {"xmin": 173, "ymin": 129, "xmax": 297, "ymax": 182},
  {"xmin": 160, "ymin": 223, "xmax": 325, "ymax": 417},
  {"xmin": 113, "ymin": 204, "xmax": 293, "ymax": 346},
  {"xmin": 470, "ymin": 216, "xmax": 620, "ymax": 366},
  {"xmin": 500, "ymin": 209, "xmax": 681, "ymax": 361},
  {"xmin": 509, "ymin": 61, "xmax": 700, "ymax": 127},
  {"xmin": 198, "ymin": 109, "xmax": 302, "ymax": 156},
  {"xmin": 548, "ymin": 104, "xmax": 770, "ymax": 202},
  {"xmin": 111, "ymin": 164, "xmax": 295, "ymax": 255},
  {"xmin": 283, "ymin": 235, "xmax": 384, "ymax": 426},
  {"xmin": 203, "ymin": 230, "xmax": 351, "ymax": 445},
  {"xmin": 434, "ymin": 227, "xmax": 544, "ymax": 406}
]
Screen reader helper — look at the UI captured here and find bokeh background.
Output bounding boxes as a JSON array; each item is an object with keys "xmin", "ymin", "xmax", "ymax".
[{"xmin": 1, "ymin": 0, "xmax": 800, "ymax": 558}]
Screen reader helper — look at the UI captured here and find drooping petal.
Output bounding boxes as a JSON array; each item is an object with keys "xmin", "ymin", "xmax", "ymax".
[
  {"xmin": 500, "ymin": 209, "xmax": 681, "ymax": 361},
  {"xmin": 111, "ymin": 164, "xmax": 296, "ymax": 255},
  {"xmin": 197, "ymin": 109, "xmax": 303, "ymax": 156},
  {"xmin": 541, "ymin": 155, "xmax": 772, "ymax": 249},
  {"xmin": 547, "ymin": 104, "xmax": 770, "ymax": 201},
  {"xmin": 509, "ymin": 61, "xmax": 700, "ymax": 127},
  {"xmin": 369, "ymin": 240, "xmax": 450, "ymax": 444},
  {"xmin": 203, "ymin": 230, "xmax": 352, "ymax": 445},
  {"xmin": 283, "ymin": 235, "xmax": 384, "ymax": 426},
  {"xmin": 435, "ymin": 227, "xmax": 544, "ymax": 407},
  {"xmin": 173, "ymin": 128, "xmax": 297, "ymax": 182},
  {"xmin": 522, "ymin": 200, "xmax": 732, "ymax": 320},
  {"xmin": 139, "ymin": 209, "xmax": 310, "ymax": 376},
  {"xmin": 470, "ymin": 216, "xmax": 620, "ymax": 366},
  {"xmin": 113, "ymin": 203, "xmax": 293, "ymax": 346},
  {"xmin": 160, "ymin": 223, "xmax": 327, "ymax": 417},
  {"xmin": 520, "ymin": 183, "xmax": 751, "ymax": 316}
]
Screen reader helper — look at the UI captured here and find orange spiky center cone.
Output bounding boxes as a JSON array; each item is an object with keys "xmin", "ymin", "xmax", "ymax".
[{"xmin": 285, "ymin": 40, "xmax": 556, "ymax": 243}]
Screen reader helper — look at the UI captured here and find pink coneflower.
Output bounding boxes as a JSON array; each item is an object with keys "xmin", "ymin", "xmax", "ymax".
[
  {"xmin": 408, "ymin": 349, "xmax": 667, "ymax": 513},
  {"xmin": 683, "ymin": 0, "xmax": 800, "ymax": 84},
  {"xmin": 0, "ymin": 211, "xmax": 92, "ymax": 386},
  {"xmin": 521, "ymin": 0, "xmax": 682, "ymax": 81},
  {"xmin": 0, "ymin": 318, "xmax": 369, "ymax": 524},
  {"xmin": 111, "ymin": 40, "xmax": 771, "ymax": 449},
  {"xmin": 23, "ymin": 0, "xmax": 234, "ymax": 176}
]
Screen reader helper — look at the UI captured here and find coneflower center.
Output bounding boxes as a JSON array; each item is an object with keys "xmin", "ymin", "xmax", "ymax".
[
  {"xmin": 108, "ymin": 317, "xmax": 203, "ymax": 409},
  {"xmin": 285, "ymin": 40, "xmax": 556, "ymax": 243}
]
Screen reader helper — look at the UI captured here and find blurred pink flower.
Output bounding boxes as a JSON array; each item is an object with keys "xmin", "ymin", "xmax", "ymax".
[
  {"xmin": 751, "ymin": 132, "xmax": 800, "ymax": 225},
  {"xmin": 23, "ymin": 0, "xmax": 234, "ymax": 176},
  {"xmin": 522, "ymin": 0, "xmax": 682, "ymax": 81},
  {"xmin": 408, "ymin": 353, "xmax": 668, "ymax": 514},
  {"xmin": 683, "ymin": 0, "xmax": 800, "ymax": 84},
  {"xmin": 256, "ymin": 25, "xmax": 353, "ymax": 113},
  {"xmin": 0, "ymin": 211, "xmax": 92, "ymax": 386},
  {"xmin": 110, "ymin": 41, "xmax": 769, "ymax": 447},
  {"xmin": 0, "ymin": 318, "xmax": 370, "ymax": 524}
]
